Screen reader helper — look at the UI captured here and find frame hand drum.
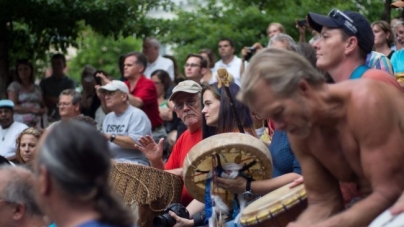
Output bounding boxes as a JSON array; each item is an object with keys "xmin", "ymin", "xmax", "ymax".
[
  {"xmin": 183, "ymin": 133, "xmax": 273, "ymax": 207},
  {"xmin": 240, "ymin": 183, "xmax": 307, "ymax": 227}
]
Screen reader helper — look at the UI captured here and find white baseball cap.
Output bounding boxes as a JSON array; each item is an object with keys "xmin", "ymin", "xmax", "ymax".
[{"xmin": 99, "ymin": 80, "xmax": 129, "ymax": 94}]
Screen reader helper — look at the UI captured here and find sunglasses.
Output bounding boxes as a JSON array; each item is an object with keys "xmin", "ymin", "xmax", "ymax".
[{"xmin": 328, "ymin": 9, "xmax": 358, "ymax": 35}]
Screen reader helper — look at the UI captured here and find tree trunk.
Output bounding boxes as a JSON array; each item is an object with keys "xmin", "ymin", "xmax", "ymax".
[
  {"xmin": 382, "ymin": 0, "xmax": 392, "ymax": 22},
  {"xmin": 0, "ymin": 22, "xmax": 9, "ymax": 99}
]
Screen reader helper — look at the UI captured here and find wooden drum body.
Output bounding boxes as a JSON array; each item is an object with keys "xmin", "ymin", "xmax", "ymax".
[
  {"xmin": 240, "ymin": 184, "xmax": 307, "ymax": 227},
  {"xmin": 183, "ymin": 133, "xmax": 273, "ymax": 207},
  {"xmin": 109, "ymin": 163, "xmax": 183, "ymax": 227}
]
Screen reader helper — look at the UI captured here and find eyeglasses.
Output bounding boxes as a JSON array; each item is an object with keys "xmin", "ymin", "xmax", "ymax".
[
  {"xmin": 174, "ymin": 100, "xmax": 197, "ymax": 111},
  {"xmin": 184, "ymin": 63, "xmax": 200, "ymax": 68},
  {"xmin": 57, "ymin": 102, "xmax": 72, "ymax": 107},
  {"xmin": 328, "ymin": 9, "xmax": 357, "ymax": 35},
  {"xmin": 103, "ymin": 90, "xmax": 118, "ymax": 96}
]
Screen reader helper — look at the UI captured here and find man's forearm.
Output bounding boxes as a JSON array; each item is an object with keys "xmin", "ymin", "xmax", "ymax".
[
  {"xmin": 128, "ymin": 95, "xmax": 143, "ymax": 108},
  {"xmin": 106, "ymin": 134, "xmax": 136, "ymax": 149},
  {"xmin": 251, "ymin": 173, "xmax": 300, "ymax": 196},
  {"xmin": 315, "ymin": 192, "xmax": 397, "ymax": 227},
  {"xmin": 297, "ymin": 201, "xmax": 344, "ymax": 225},
  {"xmin": 297, "ymin": 193, "xmax": 344, "ymax": 224}
]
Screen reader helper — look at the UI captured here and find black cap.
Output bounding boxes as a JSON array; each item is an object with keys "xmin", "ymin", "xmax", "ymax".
[{"xmin": 307, "ymin": 9, "xmax": 374, "ymax": 54}]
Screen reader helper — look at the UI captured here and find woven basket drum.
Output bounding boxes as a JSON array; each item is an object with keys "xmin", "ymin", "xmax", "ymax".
[
  {"xmin": 183, "ymin": 133, "xmax": 273, "ymax": 207},
  {"xmin": 109, "ymin": 163, "xmax": 183, "ymax": 227}
]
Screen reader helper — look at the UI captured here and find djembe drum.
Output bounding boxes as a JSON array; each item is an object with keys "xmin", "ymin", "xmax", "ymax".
[
  {"xmin": 240, "ymin": 183, "xmax": 307, "ymax": 227},
  {"xmin": 109, "ymin": 163, "xmax": 183, "ymax": 227},
  {"xmin": 183, "ymin": 133, "xmax": 273, "ymax": 208}
]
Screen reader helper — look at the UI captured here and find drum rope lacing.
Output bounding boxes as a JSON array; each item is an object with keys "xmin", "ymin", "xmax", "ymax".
[
  {"xmin": 203, "ymin": 153, "xmax": 259, "ymax": 226},
  {"xmin": 113, "ymin": 165, "xmax": 177, "ymax": 212}
]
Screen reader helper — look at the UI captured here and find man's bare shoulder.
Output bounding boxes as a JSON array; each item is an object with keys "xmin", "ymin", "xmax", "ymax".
[
  {"xmin": 341, "ymin": 79, "xmax": 402, "ymax": 127},
  {"xmin": 339, "ymin": 78, "xmax": 398, "ymax": 107},
  {"xmin": 362, "ymin": 69, "xmax": 403, "ymax": 92}
]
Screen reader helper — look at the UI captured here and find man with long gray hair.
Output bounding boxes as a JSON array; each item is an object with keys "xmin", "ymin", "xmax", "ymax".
[
  {"xmin": 0, "ymin": 166, "xmax": 45, "ymax": 227},
  {"xmin": 239, "ymin": 48, "xmax": 404, "ymax": 226}
]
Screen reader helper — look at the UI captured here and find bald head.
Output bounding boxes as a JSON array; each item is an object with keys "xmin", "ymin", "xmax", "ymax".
[{"xmin": 142, "ymin": 37, "xmax": 160, "ymax": 63}]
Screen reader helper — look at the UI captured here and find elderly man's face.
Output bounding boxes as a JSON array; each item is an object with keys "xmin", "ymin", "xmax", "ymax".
[
  {"xmin": 247, "ymin": 79, "xmax": 313, "ymax": 139},
  {"xmin": 104, "ymin": 90, "xmax": 127, "ymax": 111},
  {"xmin": 173, "ymin": 92, "xmax": 201, "ymax": 127},
  {"xmin": 0, "ymin": 108, "xmax": 13, "ymax": 128}
]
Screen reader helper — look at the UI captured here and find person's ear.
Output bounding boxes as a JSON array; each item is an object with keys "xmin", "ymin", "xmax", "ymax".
[
  {"xmin": 74, "ymin": 104, "xmax": 80, "ymax": 112},
  {"xmin": 12, "ymin": 203, "xmax": 26, "ymax": 221},
  {"xmin": 38, "ymin": 165, "xmax": 52, "ymax": 196},
  {"xmin": 297, "ymin": 79, "xmax": 311, "ymax": 97},
  {"xmin": 200, "ymin": 67, "xmax": 207, "ymax": 76},
  {"xmin": 345, "ymin": 36, "xmax": 358, "ymax": 55}
]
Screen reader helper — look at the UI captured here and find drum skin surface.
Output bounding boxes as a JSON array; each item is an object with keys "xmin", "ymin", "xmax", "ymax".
[
  {"xmin": 183, "ymin": 133, "xmax": 273, "ymax": 206},
  {"xmin": 240, "ymin": 183, "xmax": 307, "ymax": 227}
]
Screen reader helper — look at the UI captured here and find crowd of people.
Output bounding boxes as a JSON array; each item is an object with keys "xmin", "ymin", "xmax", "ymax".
[{"xmin": 0, "ymin": 3, "xmax": 404, "ymax": 227}]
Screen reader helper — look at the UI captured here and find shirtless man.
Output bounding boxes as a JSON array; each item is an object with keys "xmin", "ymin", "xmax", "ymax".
[{"xmin": 239, "ymin": 48, "xmax": 404, "ymax": 227}]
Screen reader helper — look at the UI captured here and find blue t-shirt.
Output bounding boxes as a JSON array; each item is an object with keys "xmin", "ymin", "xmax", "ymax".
[{"xmin": 269, "ymin": 130, "xmax": 301, "ymax": 177}]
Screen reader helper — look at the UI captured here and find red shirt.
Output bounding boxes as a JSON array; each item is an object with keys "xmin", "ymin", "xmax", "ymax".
[
  {"xmin": 165, "ymin": 128, "xmax": 202, "ymax": 206},
  {"xmin": 125, "ymin": 76, "xmax": 163, "ymax": 129}
]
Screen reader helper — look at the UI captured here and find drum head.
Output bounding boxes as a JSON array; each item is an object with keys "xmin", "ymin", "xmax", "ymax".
[
  {"xmin": 240, "ymin": 183, "xmax": 306, "ymax": 226},
  {"xmin": 183, "ymin": 133, "xmax": 273, "ymax": 206}
]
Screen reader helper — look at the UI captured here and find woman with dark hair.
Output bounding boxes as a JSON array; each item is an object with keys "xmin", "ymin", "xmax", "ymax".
[
  {"xmin": 199, "ymin": 49, "xmax": 217, "ymax": 85},
  {"xmin": 151, "ymin": 69, "xmax": 177, "ymax": 153},
  {"xmin": 80, "ymin": 65, "xmax": 101, "ymax": 118},
  {"xmin": 201, "ymin": 82, "xmax": 256, "ymax": 138},
  {"xmin": 372, "ymin": 21, "xmax": 395, "ymax": 59},
  {"xmin": 7, "ymin": 59, "xmax": 46, "ymax": 127},
  {"xmin": 33, "ymin": 121, "xmax": 134, "ymax": 227},
  {"xmin": 15, "ymin": 127, "xmax": 43, "ymax": 167}
]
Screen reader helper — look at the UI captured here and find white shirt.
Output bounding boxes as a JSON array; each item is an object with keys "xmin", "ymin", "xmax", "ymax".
[
  {"xmin": 212, "ymin": 56, "xmax": 248, "ymax": 86},
  {"xmin": 144, "ymin": 55, "xmax": 175, "ymax": 81},
  {"xmin": 0, "ymin": 121, "xmax": 28, "ymax": 158}
]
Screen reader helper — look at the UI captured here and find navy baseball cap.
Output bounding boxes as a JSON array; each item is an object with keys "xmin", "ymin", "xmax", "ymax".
[{"xmin": 307, "ymin": 9, "xmax": 374, "ymax": 54}]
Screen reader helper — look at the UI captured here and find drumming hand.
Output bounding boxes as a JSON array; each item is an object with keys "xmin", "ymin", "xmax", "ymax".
[
  {"xmin": 289, "ymin": 176, "xmax": 304, "ymax": 188},
  {"xmin": 135, "ymin": 135, "xmax": 164, "ymax": 162},
  {"xmin": 216, "ymin": 176, "xmax": 246, "ymax": 194},
  {"xmin": 390, "ymin": 191, "xmax": 404, "ymax": 215},
  {"xmin": 168, "ymin": 211, "xmax": 194, "ymax": 227}
]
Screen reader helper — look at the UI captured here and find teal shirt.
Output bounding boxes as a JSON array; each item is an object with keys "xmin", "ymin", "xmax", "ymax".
[{"xmin": 391, "ymin": 49, "xmax": 404, "ymax": 74}]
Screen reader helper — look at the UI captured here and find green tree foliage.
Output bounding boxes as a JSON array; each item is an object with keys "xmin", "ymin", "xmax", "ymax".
[
  {"xmin": 67, "ymin": 29, "xmax": 142, "ymax": 83},
  {"xmin": 156, "ymin": 0, "xmax": 388, "ymax": 71},
  {"xmin": 0, "ymin": 0, "xmax": 172, "ymax": 97}
]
